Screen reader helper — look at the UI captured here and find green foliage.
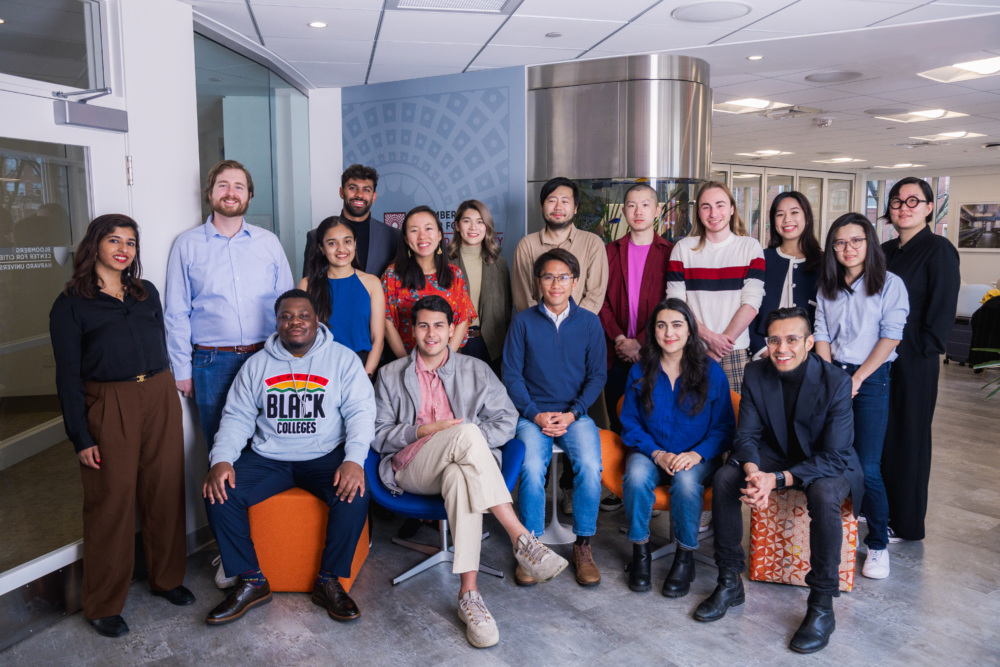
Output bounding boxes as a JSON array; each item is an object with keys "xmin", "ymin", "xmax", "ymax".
[{"xmin": 972, "ymin": 348, "xmax": 1000, "ymax": 400}]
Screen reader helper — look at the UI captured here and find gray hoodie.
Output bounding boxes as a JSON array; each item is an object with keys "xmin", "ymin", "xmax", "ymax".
[{"xmin": 210, "ymin": 324, "xmax": 375, "ymax": 468}]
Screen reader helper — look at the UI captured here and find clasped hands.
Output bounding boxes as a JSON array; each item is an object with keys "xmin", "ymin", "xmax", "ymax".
[
  {"xmin": 202, "ymin": 460, "xmax": 366, "ymax": 505},
  {"xmin": 613, "ymin": 335, "xmax": 642, "ymax": 364},
  {"xmin": 652, "ymin": 450, "xmax": 702, "ymax": 475},
  {"xmin": 739, "ymin": 463, "xmax": 793, "ymax": 511},
  {"xmin": 701, "ymin": 329, "xmax": 736, "ymax": 362},
  {"xmin": 534, "ymin": 411, "xmax": 575, "ymax": 437}
]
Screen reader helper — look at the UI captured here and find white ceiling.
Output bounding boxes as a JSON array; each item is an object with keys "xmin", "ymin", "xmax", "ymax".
[{"xmin": 183, "ymin": 0, "xmax": 1000, "ymax": 171}]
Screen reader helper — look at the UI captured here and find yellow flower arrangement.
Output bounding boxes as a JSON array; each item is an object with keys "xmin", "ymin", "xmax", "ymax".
[{"xmin": 983, "ymin": 288, "xmax": 1000, "ymax": 305}]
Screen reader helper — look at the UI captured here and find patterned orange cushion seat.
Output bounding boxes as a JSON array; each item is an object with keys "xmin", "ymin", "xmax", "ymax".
[
  {"xmin": 750, "ymin": 488, "xmax": 858, "ymax": 592},
  {"xmin": 248, "ymin": 487, "xmax": 369, "ymax": 593}
]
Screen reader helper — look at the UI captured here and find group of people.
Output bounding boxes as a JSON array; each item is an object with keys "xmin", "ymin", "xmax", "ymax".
[{"xmin": 49, "ymin": 158, "xmax": 960, "ymax": 653}]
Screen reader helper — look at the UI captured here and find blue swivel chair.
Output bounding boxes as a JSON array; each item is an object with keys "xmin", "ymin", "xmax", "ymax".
[{"xmin": 364, "ymin": 439, "xmax": 525, "ymax": 585}]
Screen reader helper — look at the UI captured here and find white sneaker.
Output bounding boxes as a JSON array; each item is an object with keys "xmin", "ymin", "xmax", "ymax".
[
  {"xmin": 458, "ymin": 590, "xmax": 499, "ymax": 648},
  {"xmin": 862, "ymin": 548, "xmax": 890, "ymax": 579},
  {"xmin": 514, "ymin": 532, "xmax": 568, "ymax": 583},
  {"xmin": 699, "ymin": 510, "xmax": 712, "ymax": 533},
  {"xmin": 213, "ymin": 555, "xmax": 237, "ymax": 589},
  {"xmin": 887, "ymin": 527, "xmax": 907, "ymax": 543},
  {"xmin": 560, "ymin": 488, "xmax": 574, "ymax": 515}
]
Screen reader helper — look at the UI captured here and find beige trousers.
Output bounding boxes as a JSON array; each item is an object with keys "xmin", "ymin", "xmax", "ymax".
[{"xmin": 395, "ymin": 424, "xmax": 512, "ymax": 573}]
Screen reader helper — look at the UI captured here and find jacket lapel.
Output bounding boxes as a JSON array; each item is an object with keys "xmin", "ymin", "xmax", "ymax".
[
  {"xmin": 792, "ymin": 354, "xmax": 824, "ymax": 455},
  {"xmin": 760, "ymin": 362, "xmax": 789, "ymax": 452}
]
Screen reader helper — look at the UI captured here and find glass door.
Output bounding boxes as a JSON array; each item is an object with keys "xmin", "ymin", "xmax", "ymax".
[
  {"xmin": 731, "ymin": 170, "xmax": 763, "ymax": 243},
  {"xmin": 763, "ymin": 170, "xmax": 795, "ymax": 245}
]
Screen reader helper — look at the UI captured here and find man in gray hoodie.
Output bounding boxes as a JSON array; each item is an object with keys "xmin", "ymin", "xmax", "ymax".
[
  {"xmin": 203, "ymin": 289, "xmax": 374, "ymax": 626},
  {"xmin": 373, "ymin": 295, "xmax": 568, "ymax": 649}
]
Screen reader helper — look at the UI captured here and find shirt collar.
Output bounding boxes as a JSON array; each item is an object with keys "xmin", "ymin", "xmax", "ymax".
[
  {"xmin": 541, "ymin": 300, "xmax": 573, "ymax": 323},
  {"xmin": 204, "ymin": 215, "xmax": 251, "ymax": 239},
  {"xmin": 415, "ymin": 348, "xmax": 449, "ymax": 375},
  {"xmin": 898, "ymin": 224, "xmax": 932, "ymax": 251},
  {"xmin": 539, "ymin": 224, "xmax": 577, "ymax": 246}
]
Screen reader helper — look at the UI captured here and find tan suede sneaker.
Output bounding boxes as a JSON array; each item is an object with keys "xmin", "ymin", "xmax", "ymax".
[
  {"xmin": 514, "ymin": 533, "xmax": 568, "ymax": 583},
  {"xmin": 573, "ymin": 543, "xmax": 601, "ymax": 587},
  {"xmin": 514, "ymin": 565, "xmax": 537, "ymax": 587}
]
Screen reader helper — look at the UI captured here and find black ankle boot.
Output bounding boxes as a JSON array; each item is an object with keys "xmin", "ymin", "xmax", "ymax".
[
  {"xmin": 789, "ymin": 591, "xmax": 835, "ymax": 654},
  {"xmin": 628, "ymin": 542, "xmax": 651, "ymax": 592},
  {"xmin": 661, "ymin": 548, "xmax": 695, "ymax": 598},
  {"xmin": 693, "ymin": 568, "xmax": 744, "ymax": 622}
]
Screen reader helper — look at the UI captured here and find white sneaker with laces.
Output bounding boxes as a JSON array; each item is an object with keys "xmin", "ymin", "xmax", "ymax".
[
  {"xmin": 458, "ymin": 590, "xmax": 499, "ymax": 648},
  {"xmin": 213, "ymin": 555, "xmax": 237, "ymax": 589},
  {"xmin": 699, "ymin": 510, "xmax": 712, "ymax": 533},
  {"xmin": 862, "ymin": 548, "xmax": 890, "ymax": 579},
  {"xmin": 514, "ymin": 532, "xmax": 568, "ymax": 583}
]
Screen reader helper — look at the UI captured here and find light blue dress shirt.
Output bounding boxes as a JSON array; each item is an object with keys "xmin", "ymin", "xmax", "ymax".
[
  {"xmin": 164, "ymin": 217, "xmax": 293, "ymax": 381},
  {"xmin": 814, "ymin": 271, "xmax": 909, "ymax": 365}
]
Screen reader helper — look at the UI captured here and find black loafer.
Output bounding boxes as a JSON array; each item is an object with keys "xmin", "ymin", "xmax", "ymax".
[
  {"xmin": 206, "ymin": 579, "xmax": 272, "ymax": 625},
  {"xmin": 151, "ymin": 585, "xmax": 196, "ymax": 606},
  {"xmin": 88, "ymin": 615, "xmax": 129, "ymax": 638},
  {"xmin": 311, "ymin": 579, "xmax": 360, "ymax": 622}
]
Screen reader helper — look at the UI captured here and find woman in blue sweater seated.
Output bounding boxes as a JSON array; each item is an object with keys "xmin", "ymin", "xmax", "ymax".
[{"xmin": 621, "ymin": 298, "xmax": 735, "ymax": 596}]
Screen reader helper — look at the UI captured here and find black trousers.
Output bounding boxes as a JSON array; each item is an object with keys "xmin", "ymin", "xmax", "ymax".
[
  {"xmin": 603, "ymin": 359, "xmax": 632, "ymax": 435},
  {"xmin": 712, "ymin": 456, "xmax": 851, "ymax": 596},
  {"xmin": 882, "ymin": 354, "xmax": 939, "ymax": 540}
]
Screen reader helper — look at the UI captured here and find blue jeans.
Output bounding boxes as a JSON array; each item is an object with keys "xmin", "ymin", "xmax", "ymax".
[
  {"xmin": 516, "ymin": 415, "xmax": 602, "ymax": 537},
  {"xmin": 836, "ymin": 360, "xmax": 891, "ymax": 550},
  {"xmin": 192, "ymin": 349, "xmax": 257, "ymax": 451},
  {"xmin": 623, "ymin": 452, "xmax": 721, "ymax": 549}
]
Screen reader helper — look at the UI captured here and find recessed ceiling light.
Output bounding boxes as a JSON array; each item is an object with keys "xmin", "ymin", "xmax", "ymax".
[
  {"xmin": 0, "ymin": 18, "xmax": 6, "ymax": 24},
  {"xmin": 804, "ymin": 71, "xmax": 863, "ymax": 83},
  {"xmin": 545, "ymin": 32, "xmax": 562, "ymax": 38},
  {"xmin": 812, "ymin": 157, "xmax": 866, "ymax": 164},
  {"xmin": 873, "ymin": 163, "xmax": 925, "ymax": 169},
  {"xmin": 910, "ymin": 131, "xmax": 984, "ymax": 141},
  {"xmin": 918, "ymin": 55, "xmax": 1000, "ymax": 83},
  {"xmin": 308, "ymin": 21, "xmax": 327, "ymax": 28},
  {"xmin": 735, "ymin": 149, "xmax": 793, "ymax": 157},
  {"xmin": 868, "ymin": 108, "xmax": 968, "ymax": 123},
  {"xmin": 747, "ymin": 55, "xmax": 763, "ymax": 61},
  {"xmin": 714, "ymin": 98, "xmax": 792, "ymax": 114},
  {"xmin": 672, "ymin": 1, "xmax": 751, "ymax": 23},
  {"xmin": 389, "ymin": 0, "xmax": 521, "ymax": 14}
]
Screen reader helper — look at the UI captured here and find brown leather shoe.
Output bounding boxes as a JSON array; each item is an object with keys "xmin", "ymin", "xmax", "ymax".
[
  {"xmin": 514, "ymin": 565, "xmax": 537, "ymax": 587},
  {"xmin": 311, "ymin": 578, "xmax": 360, "ymax": 622},
  {"xmin": 206, "ymin": 579, "xmax": 272, "ymax": 625},
  {"xmin": 573, "ymin": 543, "xmax": 601, "ymax": 587}
]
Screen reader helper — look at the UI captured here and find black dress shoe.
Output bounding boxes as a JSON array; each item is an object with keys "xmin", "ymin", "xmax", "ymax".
[
  {"xmin": 789, "ymin": 591, "xmax": 835, "ymax": 654},
  {"xmin": 627, "ymin": 542, "xmax": 652, "ymax": 592},
  {"xmin": 151, "ymin": 585, "xmax": 196, "ymax": 606},
  {"xmin": 206, "ymin": 579, "xmax": 272, "ymax": 625},
  {"xmin": 662, "ymin": 548, "xmax": 695, "ymax": 598},
  {"xmin": 312, "ymin": 578, "xmax": 360, "ymax": 622},
  {"xmin": 693, "ymin": 568, "xmax": 744, "ymax": 622},
  {"xmin": 88, "ymin": 615, "xmax": 129, "ymax": 638}
]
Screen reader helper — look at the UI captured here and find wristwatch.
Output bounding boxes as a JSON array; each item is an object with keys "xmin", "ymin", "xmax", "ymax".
[
  {"xmin": 570, "ymin": 408, "xmax": 582, "ymax": 420},
  {"xmin": 774, "ymin": 470, "xmax": 787, "ymax": 489}
]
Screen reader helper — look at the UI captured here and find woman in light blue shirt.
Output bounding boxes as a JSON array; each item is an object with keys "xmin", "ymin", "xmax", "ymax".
[{"xmin": 814, "ymin": 213, "xmax": 909, "ymax": 581}]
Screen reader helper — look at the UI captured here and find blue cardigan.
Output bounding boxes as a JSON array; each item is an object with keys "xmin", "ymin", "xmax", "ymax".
[
  {"xmin": 620, "ymin": 359, "xmax": 735, "ymax": 462},
  {"xmin": 503, "ymin": 299, "xmax": 607, "ymax": 421},
  {"xmin": 749, "ymin": 247, "xmax": 819, "ymax": 355}
]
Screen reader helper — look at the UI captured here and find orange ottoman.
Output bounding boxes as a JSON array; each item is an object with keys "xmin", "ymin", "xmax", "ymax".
[
  {"xmin": 749, "ymin": 488, "xmax": 857, "ymax": 592},
  {"xmin": 248, "ymin": 487, "xmax": 369, "ymax": 593}
]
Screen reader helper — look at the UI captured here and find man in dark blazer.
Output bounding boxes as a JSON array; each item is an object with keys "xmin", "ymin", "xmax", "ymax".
[
  {"xmin": 694, "ymin": 306, "xmax": 863, "ymax": 656},
  {"xmin": 598, "ymin": 183, "xmax": 673, "ymax": 433},
  {"xmin": 303, "ymin": 164, "xmax": 400, "ymax": 278}
]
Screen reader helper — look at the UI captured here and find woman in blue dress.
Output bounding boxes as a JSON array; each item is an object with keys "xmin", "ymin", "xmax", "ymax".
[{"xmin": 300, "ymin": 216, "xmax": 384, "ymax": 379}]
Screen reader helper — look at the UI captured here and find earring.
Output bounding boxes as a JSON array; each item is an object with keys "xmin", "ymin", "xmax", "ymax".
[
  {"xmin": 436, "ymin": 246, "xmax": 442, "ymax": 255},
  {"xmin": 408, "ymin": 248, "xmax": 413, "ymax": 257}
]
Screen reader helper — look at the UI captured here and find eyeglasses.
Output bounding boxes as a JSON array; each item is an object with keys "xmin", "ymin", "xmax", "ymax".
[
  {"xmin": 766, "ymin": 335, "xmax": 806, "ymax": 347},
  {"xmin": 832, "ymin": 237, "xmax": 866, "ymax": 252},
  {"xmin": 888, "ymin": 196, "xmax": 931, "ymax": 210},
  {"xmin": 540, "ymin": 274, "xmax": 573, "ymax": 285}
]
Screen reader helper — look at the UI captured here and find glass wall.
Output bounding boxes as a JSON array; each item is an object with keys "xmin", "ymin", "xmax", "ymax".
[
  {"xmin": 193, "ymin": 34, "xmax": 311, "ymax": 273},
  {"xmin": 572, "ymin": 178, "xmax": 701, "ymax": 245},
  {"xmin": 865, "ymin": 176, "xmax": 950, "ymax": 242}
]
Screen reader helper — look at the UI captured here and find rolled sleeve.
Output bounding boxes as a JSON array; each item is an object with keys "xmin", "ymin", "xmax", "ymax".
[
  {"xmin": 813, "ymin": 298, "xmax": 831, "ymax": 343},
  {"xmin": 879, "ymin": 274, "xmax": 910, "ymax": 341}
]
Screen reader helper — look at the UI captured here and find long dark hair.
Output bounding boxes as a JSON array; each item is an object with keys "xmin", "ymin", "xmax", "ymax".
[
  {"xmin": 64, "ymin": 214, "xmax": 147, "ymax": 301},
  {"xmin": 392, "ymin": 205, "xmax": 454, "ymax": 290},
  {"xmin": 768, "ymin": 191, "xmax": 822, "ymax": 272},
  {"xmin": 819, "ymin": 213, "xmax": 887, "ymax": 300},
  {"xmin": 305, "ymin": 216, "xmax": 362, "ymax": 324},
  {"xmin": 448, "ymin": 199, "xmax": 501, "ymax": 264},
  {"xmin": 637, "ymin": 298, "xmax": 710, "ymax": 417}
]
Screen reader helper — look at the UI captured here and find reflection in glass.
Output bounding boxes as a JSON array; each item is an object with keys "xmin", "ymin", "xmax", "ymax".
[
  {"xmin": 732, "ymin": 172, "xmax": 762, "ymax": 242},
  {"xmin": 764, "ymin": 174, "xmax": 794, "ymax": 242},
  {"xmin": 570, "ymin": 178, "xmax": 701, "ymax": 245},
  {"xmin": 0, "ymin": 136, "xmax": 91, "ymax": 574}
]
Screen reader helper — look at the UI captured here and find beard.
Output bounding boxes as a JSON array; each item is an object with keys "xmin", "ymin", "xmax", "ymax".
[
  {"xmin": 211, "ymin": 197, "xmax": 250, "ymax": 219},
  {"xmin": 543, "ymin": 213, "xmax": 574, "ymax": 231},
  {"xmin": 343, "ymin": 198, "xmax": 373, "ymax": 219}
]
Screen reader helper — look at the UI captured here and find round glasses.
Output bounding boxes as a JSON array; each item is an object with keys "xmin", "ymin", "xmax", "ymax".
[
  {"xmin": 833, "ymin": 237, "xmax": 866, "ymax": 252},
  {"xmin": 888, "ymin": 196, "xmax": 931, "ymax": 210}
]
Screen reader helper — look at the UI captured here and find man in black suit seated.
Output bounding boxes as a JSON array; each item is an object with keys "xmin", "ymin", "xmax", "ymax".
[
  {"xmin": 694, "ymin": 306, "xmax": 863, "ymax": 655},
  {"xmin": 303, "ymin": 164, "xmax": 400, "ymax": 278}
]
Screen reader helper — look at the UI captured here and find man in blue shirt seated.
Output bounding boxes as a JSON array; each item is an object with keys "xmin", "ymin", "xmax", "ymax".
[
  {"xmin": 694, "ymin": 306, "xmax": 863, "ymax": 655},
  {"xmin": 503, "ymin": 248, "xmax": 607, "ymax": 587},
  {"xmin": 202, "ymin": 289, "xmax": 374, "ymax": 626}
]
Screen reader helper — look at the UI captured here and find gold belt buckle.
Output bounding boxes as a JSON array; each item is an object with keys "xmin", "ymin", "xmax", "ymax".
[{"xmin": 136, "ymin": 373, "xmax": 148, "ymax": 383}]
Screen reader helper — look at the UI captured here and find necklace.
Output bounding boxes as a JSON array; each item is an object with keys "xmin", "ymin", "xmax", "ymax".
[{"xmin": 102, "ymin": 284, "xmax": 125, "ymax": 301}]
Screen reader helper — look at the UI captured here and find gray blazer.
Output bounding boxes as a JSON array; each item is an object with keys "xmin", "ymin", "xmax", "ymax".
[
  {"xmin": 372, "ymin": 349, "xmax": 517, "ymax": 493},
  {"xmin": 303, "ymin": 214, "xmax": 400, "ymax": 278},
  {"xmin": 453, "ymin": 253, "xmax": 512, "ymax": 361}
]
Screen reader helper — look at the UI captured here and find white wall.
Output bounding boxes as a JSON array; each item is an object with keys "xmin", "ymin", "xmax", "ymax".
[{"xmin": 308, "ymin": 88, "xmax": 343, "ymax": 230}]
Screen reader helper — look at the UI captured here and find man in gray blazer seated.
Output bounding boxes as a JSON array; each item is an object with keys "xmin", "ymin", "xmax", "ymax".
[
  {"xmin": 694, "ymin": 306, "xmax": 864, "ymax": 655},
  {"xmin": 373, "ymin": 295, "xmax": 567, "ymax": 649}
]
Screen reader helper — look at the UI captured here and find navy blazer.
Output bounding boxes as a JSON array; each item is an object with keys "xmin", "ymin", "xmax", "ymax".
[
  {"xmin": 749, "ymin": 247, "xmax": 819, "ymax": 355},
  {"xmin": 303, "ymin": 214, "xmax": 400, "ymax": 278},
  {"xmin": 732, "ymin": 353, "xmax": 864, "ymax": 515}
]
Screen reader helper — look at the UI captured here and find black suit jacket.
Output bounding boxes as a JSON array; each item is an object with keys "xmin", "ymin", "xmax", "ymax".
[
  {"xmin": 303, "ymin": 214, "xmax": 401, "ymax": 278},
  {"xmin": 732, "ymin": 353, "xmax": 864, "ymax": 515}
]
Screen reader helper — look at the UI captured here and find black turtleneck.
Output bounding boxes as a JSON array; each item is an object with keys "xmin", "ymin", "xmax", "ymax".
[
  {"xmin": 346, "ymin": 212, "xmax": 372, "ymax": 270},
  {"xmin": 779, "ymin": 361, "xmax": 808, "ymax": 464}
]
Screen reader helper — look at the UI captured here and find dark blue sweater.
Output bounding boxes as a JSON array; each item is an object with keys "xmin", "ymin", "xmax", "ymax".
[{"xmin": 502, "ymin": 299, "xmax": 607, "ymax": 421}]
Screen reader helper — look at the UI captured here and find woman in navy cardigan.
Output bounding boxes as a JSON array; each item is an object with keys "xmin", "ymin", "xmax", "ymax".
[{"xmin": 748, "ymin": 192, "xmax": 822, "ymax": 358}]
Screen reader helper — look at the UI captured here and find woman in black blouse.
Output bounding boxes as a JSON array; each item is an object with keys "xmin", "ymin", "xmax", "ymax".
[
  {"xmin": 50, "ymin": 214, "xmax": 193, "ymax": 638},
  {"xmin": 880, "ymin": 178, "xmax": 960, "ymax": 541}
]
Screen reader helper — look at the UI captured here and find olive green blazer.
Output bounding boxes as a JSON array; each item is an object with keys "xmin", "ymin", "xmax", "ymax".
[{"xmin": 453, "ymin": 253, "xmax": 512, "ymax": 362}]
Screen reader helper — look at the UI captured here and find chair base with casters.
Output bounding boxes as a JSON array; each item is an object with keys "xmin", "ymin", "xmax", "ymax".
[
  {"xmin": 365, "ymin": 438, "xmax": 525, "ymax": 586},
  {"xmin": 540, "ymin": 445, "xmax": 577, "ymax": 546}
]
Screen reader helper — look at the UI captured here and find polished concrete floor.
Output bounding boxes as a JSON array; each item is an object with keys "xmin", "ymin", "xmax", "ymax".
[{"xmin": 3, "ymin": 362, "xmax": 999, "ymax": 665}]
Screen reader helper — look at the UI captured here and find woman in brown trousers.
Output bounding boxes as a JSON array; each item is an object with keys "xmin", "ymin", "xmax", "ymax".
[{"xmin": 50, "ymin": 214, "xmax": 192, "ymax": 637}]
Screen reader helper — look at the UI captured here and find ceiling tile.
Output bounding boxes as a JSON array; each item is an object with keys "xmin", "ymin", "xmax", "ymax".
[
  {"xmin": 367, "ymin": 63, "xmax": 466, "ymax": 84},
  {"xmin": 377, "ymin": 10, "xmax": 505, "ymax": 43},
  {"xmin": 250, "ymin": 5, "xmax": 381, "ymax": 41},
  {"xmin": 472, "ymin": 44, "xmax": 584, "ymax": 68},
  {"xmin": 265, "ymin": 36, "xmax": 371, "ymax": 64},
  {"xmin": 491, "ymin": 15, "xmax": 624, "ymax": 49},
  {"xmin": 746, "ymin": 0, "xmax": 918, "ymax": 32},
  {"xmin": 875, "ymin": 3, "xmax": 1000, "ymax": 25},
  {"xmin": 714, "ymin": 79, "xmax": 813, "ymax": 99},
  {"xmin": 595, "ymin": 22, "xmax": 731, "ymax": 52},
  {"xmin": 514, "ymin": 0, "xmax": 658, "ymax": 21},
  {"xmin": 191, "ymin": 3, "xmax": 258, "ymax": 42},
  {"xmin": 290, "ymin": 61, "xmax": 367, "ymax": 87},
  {"xmin": 252, "ymin": 0, "xmax": 383, "ymax": 8},
  {"xmin": 372, "ymin": 40, "xmax": 481, "ymax": 67},
  {"xmin": 638, "ymin": 0, "xmax": 803, "ymax": 29}
]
